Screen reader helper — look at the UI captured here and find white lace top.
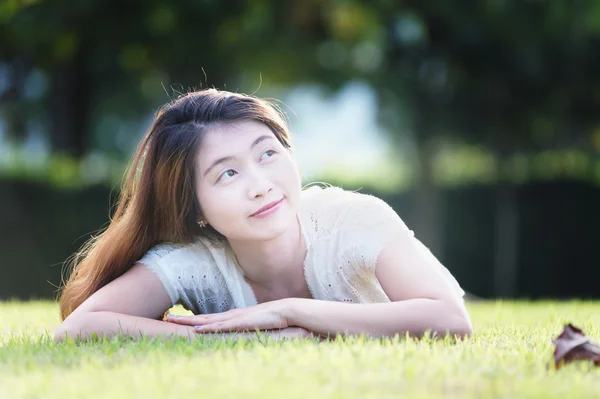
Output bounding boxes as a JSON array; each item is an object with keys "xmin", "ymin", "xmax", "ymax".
[{"xmin": 138, "ymin": 185, "xmax": 466, "ymax": 315}]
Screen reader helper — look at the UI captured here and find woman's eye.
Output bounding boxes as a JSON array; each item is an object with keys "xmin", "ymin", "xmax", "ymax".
[
  {"xmin": 260, "ymin": 150, "xmax": 276, "ymax": 161},
  {"xmin": 219, "ymin": 169, "xmax": 237, "ymax": 181}
]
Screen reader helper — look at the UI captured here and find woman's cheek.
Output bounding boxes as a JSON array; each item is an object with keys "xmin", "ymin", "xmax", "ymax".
[
  {"xmin": 197, "ymin": 185, "xmax": 227, "ymax": 221},
  {"xmin": 215, "ymin": 185, "xmax": 244, "ymax": 213}
]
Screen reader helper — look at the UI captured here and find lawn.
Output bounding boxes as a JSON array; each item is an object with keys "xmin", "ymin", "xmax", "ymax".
[{"xmin": 1, "ymin": 300, "xmax": 599, "ymax": 398}]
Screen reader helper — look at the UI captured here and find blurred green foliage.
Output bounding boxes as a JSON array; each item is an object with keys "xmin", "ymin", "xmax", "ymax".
[{"xmin": 2, "ymin": 0, "xmax": 600, "ymax": 163}]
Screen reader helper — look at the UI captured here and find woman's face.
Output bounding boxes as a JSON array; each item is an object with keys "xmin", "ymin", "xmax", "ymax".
[{"xmin": 195, "ymin": 120, "xmax": 302, "ymax": 242}]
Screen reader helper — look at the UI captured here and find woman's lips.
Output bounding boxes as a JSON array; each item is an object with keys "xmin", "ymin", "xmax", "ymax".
[{"xmin": 250, "ymin": 198, "xmax": 284, "ymax": 218}]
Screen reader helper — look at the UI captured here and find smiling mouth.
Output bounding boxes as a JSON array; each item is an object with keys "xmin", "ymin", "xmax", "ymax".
[{"xmin": 250, "ymin": 198, "xmax": 283, "ymax": 217}]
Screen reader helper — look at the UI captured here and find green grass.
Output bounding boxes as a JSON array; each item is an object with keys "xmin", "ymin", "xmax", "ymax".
[{"xmin": 1, "ymin": 300, "xmax": 600, "ymax": 398}]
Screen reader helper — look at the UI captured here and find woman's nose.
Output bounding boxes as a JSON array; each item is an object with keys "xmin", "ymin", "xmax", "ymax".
[{"xmin": 247, "ymin": 171, "xmax": 273, "ymax": 199}]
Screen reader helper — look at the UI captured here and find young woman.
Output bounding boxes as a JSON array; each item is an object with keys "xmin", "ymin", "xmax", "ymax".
[{"xmin": 54, "ymin": 89, "xmax": 472, "ymax": 342}]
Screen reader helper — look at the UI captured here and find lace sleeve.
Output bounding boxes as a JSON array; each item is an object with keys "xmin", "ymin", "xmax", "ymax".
[
  {"xmin": 341, "ymin": 192, "xmax": 410, "ymax": 271},
  {"xmin": 137, "ymin": 240, "xmax": 237, "ymax": 315},
  {"xmin": 137, "ymin": 243, "xmax": 187, "ymax": 307}
]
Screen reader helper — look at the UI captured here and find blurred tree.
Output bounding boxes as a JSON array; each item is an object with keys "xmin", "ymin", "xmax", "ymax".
[
  {"xmin": 381, "ymin": 1, "xmax": 600, "ymax": 297},
  {"xmin": 1, "ymin": 0, "xmax": 252, "ymax": 157}
]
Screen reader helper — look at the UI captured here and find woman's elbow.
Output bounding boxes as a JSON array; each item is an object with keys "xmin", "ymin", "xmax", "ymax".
[
  {"xmin": 54, "ymin": 314, "xmax": 86, "ymax": 343},
  {"xmin": 54, "ymin": 328, "xmax": 68, "ymax": 343},
  {"xmin": 452, "ymin": 320, "xmax": 473, "ymax": 339},
  {"xmin": 54, "ymin": 325, "xmax": 69, "ymax": 343},
  {"xmin": 442, "ymin": 301, "xmax": 473, "ymax": 339},
  {"xmin": 451, "ymin": 309, "xmax": 473, "ymax": 338}
]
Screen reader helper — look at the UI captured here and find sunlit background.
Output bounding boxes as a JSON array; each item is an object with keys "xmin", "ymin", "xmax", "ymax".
[{"xmin": 2, "ymin": 0, "xmax": 599, "ymax": 302}]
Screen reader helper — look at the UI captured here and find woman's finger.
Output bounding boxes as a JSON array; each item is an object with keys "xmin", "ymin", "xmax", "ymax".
[
  {"xmin": 164, "ymin": 314, "xmax": 210, "ymax": 326},
  {"xmin": 165, "ymin": 311, "xmax": 238, "ymax": 326},
  {"xmin": 195, "ymin": 318, "xmax": 255, "ymax": 334}
]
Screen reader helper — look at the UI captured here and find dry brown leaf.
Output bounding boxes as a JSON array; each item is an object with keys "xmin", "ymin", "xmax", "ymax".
[{"xmin": 552, "ymin": 323, "xmax": 600, "ymax": 369}]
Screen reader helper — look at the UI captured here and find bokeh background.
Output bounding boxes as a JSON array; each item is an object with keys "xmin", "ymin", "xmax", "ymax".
[{"xmin": 1, "ymin": 1, "xmax": 599, "ymax": 302}]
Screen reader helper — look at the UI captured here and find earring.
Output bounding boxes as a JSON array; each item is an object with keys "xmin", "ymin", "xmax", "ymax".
[{"xmin": 197, "ymin": 219, "xmax": 207, "ymax": 228}]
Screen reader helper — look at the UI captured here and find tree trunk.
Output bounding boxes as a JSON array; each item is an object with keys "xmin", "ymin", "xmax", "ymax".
[
  {"xmin": 48, "ymin": 48, "xmax": 89, "ymax": 158},
  {"xmin": 492, "ymin": 178, "xmax": 520, "ymax": 298},
  {"xmin": 2, "ymin": 59, "xmax": 29, "ymax": 142}
]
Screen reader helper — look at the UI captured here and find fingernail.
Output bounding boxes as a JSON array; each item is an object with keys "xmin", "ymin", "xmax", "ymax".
[
  {"xmin": 194, "ymin": 325, "xmax": 203, "ymax": 330},
  {"xmin": 167, "ymin": 314, "xmax": 180, "ymax": 318}
]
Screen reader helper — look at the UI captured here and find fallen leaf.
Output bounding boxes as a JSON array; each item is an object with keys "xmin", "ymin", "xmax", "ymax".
[{"xmin": 552, "ymin": 324, "xmax": 600, "ymax": 369}]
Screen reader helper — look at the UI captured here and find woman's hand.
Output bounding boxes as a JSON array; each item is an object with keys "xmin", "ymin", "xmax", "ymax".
[{"xmin": 165, "ymin": 298, "xmax": 297, "ymax": 334}]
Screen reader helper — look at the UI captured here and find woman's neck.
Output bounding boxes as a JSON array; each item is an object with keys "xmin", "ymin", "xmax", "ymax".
[{"xmin": 228, "ymin": 215, "xmax": 307, "ymax": 292}]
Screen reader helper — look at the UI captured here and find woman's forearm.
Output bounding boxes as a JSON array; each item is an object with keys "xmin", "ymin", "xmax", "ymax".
[
  {"xmin": 54, "ymin": 311, "xmax": 306, "ymax": 343},
  {"xmin": 54, "ymin": 311, "xmax": 197, "ymax": 342},
  {"xmin": 286, "ymin": 298, "xmax": 472, "ymax": 339}
]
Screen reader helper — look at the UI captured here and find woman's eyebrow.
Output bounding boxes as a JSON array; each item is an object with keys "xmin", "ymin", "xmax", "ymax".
[
  {"xmin": 202, "ymin": 135, "xmax": 274, "ymax": 177},
  {"xmin": 251, "ymin": 135, "xmax": 274, "ymax": 148}
]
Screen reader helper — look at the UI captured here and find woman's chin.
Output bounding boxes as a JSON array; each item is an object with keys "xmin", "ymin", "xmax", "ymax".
[{"xmin": 248, "ymin": 213, "xmax": 297, "ymax": 241}]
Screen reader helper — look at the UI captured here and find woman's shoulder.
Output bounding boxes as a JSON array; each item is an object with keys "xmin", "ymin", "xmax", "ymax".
[
  {"xmin": 301, "ymin": 184, "xmax": 397, "ymax": 220},
  {"xmin": 137, "ymin": 237, "xmax": 225, "ymax": 266},
  {"xmin": 300, "ymin": 184, "xmax": 410, "ymax": 248}
]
